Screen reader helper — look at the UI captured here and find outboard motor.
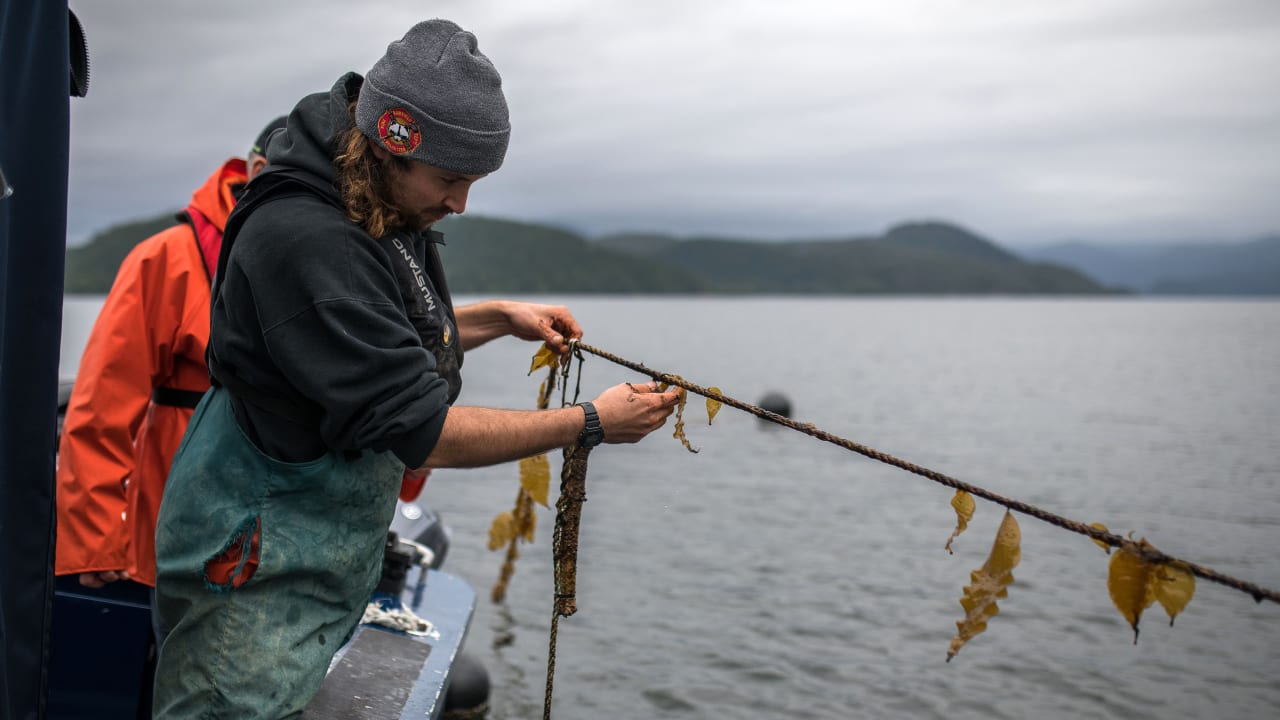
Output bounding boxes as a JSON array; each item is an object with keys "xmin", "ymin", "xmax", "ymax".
[
  {"xmin": 389, "ymin": 500, "xmax": 450, "ymax": 569},
  {"xmin": 375, "ymin": 531, "xmax": 421, "ymax": 597}
]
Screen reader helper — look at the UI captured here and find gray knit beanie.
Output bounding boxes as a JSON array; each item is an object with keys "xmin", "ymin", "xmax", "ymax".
[{"xmin": 355, "ymin": 19, "xmax": 510, "ymax": 175}]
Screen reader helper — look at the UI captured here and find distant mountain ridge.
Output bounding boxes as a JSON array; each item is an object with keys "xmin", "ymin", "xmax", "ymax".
[
  {"xmin": 594, "ymin": 221, "xmax": 1106, "ymax": 294},
  {"xmin": 66, "ymin": 213, "xmax": 1115, "ymax": 295},
  {"xmin": 1024, "ymin": 236, "xmax": 1280, "ymax": 295}
]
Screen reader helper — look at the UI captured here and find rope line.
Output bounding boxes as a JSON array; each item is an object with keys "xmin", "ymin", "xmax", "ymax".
[
  {"xmin": 571, "ymin": 340, "xmax": 1279, "ymax": 606},
  {"xmin": 543, "ymin": 359, "xmax": 592, "ymax": 720},
  {"xmin": 543, "ymin": 608, "xmax": 560, "ymax": 720}
]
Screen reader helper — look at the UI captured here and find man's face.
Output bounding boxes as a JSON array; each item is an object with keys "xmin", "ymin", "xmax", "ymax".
[{"xmin": 382, "ymin": 151, "xmax": 486, "ymax": 231}]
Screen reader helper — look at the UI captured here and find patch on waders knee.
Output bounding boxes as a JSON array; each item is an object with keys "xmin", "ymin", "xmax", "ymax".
[{"xmin": 204, "ymin": 514, "xmax": 261, "ymax": 592}]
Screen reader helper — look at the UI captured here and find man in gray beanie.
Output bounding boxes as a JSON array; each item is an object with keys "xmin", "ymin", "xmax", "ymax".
[
  {"xmin": 355, "ymin": 18, "xmax": 510, "ymax": 175},
  {"xmin": 150, "ymin": 19, "xmax": 679, "ymax": 720}
]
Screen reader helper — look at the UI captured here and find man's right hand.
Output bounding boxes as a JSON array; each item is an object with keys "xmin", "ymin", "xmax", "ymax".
[
  {"xmin": 79, "ymin": 570, "xmax": 129, "ymax": 588},
  {"xmin": 423, "ymin": 383, "xmax": 683, "ymax": 468},
  {"xmin": 591, "ymin": 381, "xmax": 681, "ymax": 444}
]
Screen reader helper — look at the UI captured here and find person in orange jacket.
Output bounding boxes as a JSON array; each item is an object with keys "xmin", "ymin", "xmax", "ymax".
[{"xmin": 55, "ymin": 117, "xmax": 286, "ymax": 593}]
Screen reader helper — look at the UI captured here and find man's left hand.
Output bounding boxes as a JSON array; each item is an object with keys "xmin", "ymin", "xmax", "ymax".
[{"xmin": 506, "ymin": 302, "xmax": 582, "ymax": 353}]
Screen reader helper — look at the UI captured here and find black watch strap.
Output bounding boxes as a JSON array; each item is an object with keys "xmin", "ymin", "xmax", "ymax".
[{"xmin": 576, "ymin": 401, "xmax": 604, "ymax": 448}]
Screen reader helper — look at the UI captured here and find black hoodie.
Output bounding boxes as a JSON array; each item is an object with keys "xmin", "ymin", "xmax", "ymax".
[{"xmin": 208, "ymin": 73, "xmax": 460, "ymax": 467}]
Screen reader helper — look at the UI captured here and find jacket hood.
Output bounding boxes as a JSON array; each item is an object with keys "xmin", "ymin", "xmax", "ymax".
[
  {"xmin": 187, "ymin": 157, "xmax": 248, "ymax": 232},
  {"xmin": 265, "ymin": 72, "xmax": 365, "ymax": 198},
  {"xmin": 264, "ymin": 73, "xmax": 366, "ymax": 196}
]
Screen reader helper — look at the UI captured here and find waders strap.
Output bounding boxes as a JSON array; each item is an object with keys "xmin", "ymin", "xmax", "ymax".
[{"xmin": 152, "ymin": 387, "xmax": 206, "ymax": 409}]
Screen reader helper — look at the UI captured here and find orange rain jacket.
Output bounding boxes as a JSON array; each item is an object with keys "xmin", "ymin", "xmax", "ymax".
[{"xmin": 56, "ymin": 158, "xmax": 247, "ymax": 587}]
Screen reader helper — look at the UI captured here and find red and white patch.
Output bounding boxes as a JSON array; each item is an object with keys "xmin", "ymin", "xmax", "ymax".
[{"xmin": 377, "ymin": 108, "xmax": 422, "ymax": 155}]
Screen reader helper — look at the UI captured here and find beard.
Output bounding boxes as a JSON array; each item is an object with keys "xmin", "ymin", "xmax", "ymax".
[{"xmin": 381, "ymin": 158, "xmax": 451, "ymax": 231}]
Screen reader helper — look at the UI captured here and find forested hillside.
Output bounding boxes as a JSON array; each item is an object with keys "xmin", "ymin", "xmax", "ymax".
[{"xmin": 67, "ymin": 214, "xmax": 1114, "ymax": 295}]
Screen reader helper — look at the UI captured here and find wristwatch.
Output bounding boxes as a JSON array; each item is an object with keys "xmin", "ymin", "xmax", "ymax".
[{"xmin": 576, "ymin": 401, "xmax": 605, "ymax": 448}]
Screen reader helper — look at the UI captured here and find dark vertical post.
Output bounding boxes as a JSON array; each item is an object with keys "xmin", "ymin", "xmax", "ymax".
[{"xmin": 0, "ymin": 1, "xmax": 71, "ymax": 718}]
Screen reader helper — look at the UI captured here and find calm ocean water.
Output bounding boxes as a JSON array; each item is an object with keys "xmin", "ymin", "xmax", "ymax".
[{"xmin": 61, "ymin": 296, "xmax": 1280, "ymax": 719}]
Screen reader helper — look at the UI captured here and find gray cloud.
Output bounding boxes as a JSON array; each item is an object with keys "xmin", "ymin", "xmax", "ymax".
[{"xmin": 66, "ymin": 0, "xmax": 1280, "ymax": 247}]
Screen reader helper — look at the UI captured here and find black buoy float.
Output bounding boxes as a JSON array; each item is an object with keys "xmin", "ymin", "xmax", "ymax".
[
  {"xmin": 442, "ymin": 651, "xmax": 491, "ymax": 718},
  {"xmin": 758, "ymin": 391, "xmax": 792, "ymax": 418}
]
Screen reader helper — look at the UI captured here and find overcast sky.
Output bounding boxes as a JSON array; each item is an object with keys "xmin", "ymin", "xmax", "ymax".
[{"xmin": 66, "ymin": 0, "xmax": 1280, "ymax": 248}]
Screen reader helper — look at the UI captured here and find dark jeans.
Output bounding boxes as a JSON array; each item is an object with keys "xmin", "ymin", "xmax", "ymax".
[{"xmin": 49, "ymin": 576, "xmax": 156, "ymax": 719}]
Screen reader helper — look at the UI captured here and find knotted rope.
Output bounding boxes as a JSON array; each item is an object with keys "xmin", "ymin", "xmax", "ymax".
[
  {"xmin": 568, "ymin": 340, "xmax": 1280, "ymax": 606},
  {"xmin": 544, "ymin": 356, "xmax": 591, "ymax": 720}
]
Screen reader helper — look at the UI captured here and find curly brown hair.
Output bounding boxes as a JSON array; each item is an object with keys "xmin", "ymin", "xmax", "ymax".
[{"xmin": 334, "ymin": 102, "xmax": 413, "ymax": 239}]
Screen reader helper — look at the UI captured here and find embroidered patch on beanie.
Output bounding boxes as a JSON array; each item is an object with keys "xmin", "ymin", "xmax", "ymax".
[{"xmin": 377, "ymin": 108, "xmax": 423, "ymax": 155}]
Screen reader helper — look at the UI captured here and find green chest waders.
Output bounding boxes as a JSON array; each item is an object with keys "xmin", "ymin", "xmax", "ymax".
[{"xmin": 152, "ymin": 387, "xmax": 402, "ymax": 719}]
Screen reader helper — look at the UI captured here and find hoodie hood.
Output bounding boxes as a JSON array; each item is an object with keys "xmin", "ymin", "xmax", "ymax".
[{"xmin": 265, "ymin": 73, "xmax": 365, "ymax": 198}]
